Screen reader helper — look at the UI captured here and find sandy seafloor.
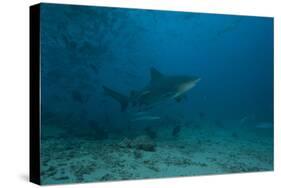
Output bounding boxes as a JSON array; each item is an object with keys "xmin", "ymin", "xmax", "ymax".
[{"xmin": 40, "ymin": 122, "xmax": 273, "ymax": 185}]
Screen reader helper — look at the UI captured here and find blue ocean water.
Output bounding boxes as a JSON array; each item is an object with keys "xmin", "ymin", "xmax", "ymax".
[{"xmin": 39, "ymin": 3, "xmax": 273, "ymax": 185}]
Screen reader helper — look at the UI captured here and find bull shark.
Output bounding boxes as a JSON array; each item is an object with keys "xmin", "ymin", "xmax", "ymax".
[{"xmin": 103, "ymin": 67, "xmax": 200, "ymax": 111}]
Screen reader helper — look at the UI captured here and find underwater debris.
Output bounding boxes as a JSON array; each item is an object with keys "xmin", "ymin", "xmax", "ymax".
[{"xmin": 172, "ymin": 125, "xmax": 181, "ymax": 137}]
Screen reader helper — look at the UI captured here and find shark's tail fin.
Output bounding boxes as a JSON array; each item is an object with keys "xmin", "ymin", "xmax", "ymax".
[{"xmin": 102, "ymin": 86, "xmax": 129, "ymax": 111}]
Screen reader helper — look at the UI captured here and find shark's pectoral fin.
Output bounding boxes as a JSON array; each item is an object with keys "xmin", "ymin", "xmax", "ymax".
[{"xmin": 103, "ymin": 86, "xmax": 129, "ymax": 111}]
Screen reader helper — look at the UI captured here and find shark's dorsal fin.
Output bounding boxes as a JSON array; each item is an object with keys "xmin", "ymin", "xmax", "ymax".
[{"xmin": 150, "ymin": 67, "xmax": 163, "ymax": 83}]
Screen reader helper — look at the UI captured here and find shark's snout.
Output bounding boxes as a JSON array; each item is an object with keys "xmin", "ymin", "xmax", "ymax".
[{"xmin": 181, "ymin": 77, "xmax": 200, "ymax": 91}]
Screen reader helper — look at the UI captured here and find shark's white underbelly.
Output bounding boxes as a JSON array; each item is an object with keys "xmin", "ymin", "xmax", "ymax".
[{"xmin": 172, "ymin": 83, "xmax": 196, "ymax": 99}]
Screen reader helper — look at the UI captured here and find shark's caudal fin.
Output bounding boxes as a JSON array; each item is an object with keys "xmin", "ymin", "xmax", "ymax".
[{"xmin": 102, "ymin": 86, "xmax": 129, "ymax": 111}]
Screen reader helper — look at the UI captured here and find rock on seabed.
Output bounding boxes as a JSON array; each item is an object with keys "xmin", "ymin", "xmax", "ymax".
[{"xmin": 118, "ymin": 135, "xmax": 156, "ymax": 152}]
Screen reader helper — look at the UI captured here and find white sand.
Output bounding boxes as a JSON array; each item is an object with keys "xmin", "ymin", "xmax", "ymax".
[{"xmin": 40, "ymin": 126, "xmax": 273, "ymax": 185}]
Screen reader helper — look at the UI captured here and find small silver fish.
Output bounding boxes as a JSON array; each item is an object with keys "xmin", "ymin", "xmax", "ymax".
[
  {"xmin": 133, "ymin": 111, "xmax": 149, "ymax": 117},
  {"xmin": 255, "ymin": 122, "xmax": 273, "ymax": 129}
]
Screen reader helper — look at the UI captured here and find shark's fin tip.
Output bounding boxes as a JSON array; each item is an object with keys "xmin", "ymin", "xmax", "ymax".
[{"xmin": 150, "ymin": 67, "xmax": 163, "ymax": 82}]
